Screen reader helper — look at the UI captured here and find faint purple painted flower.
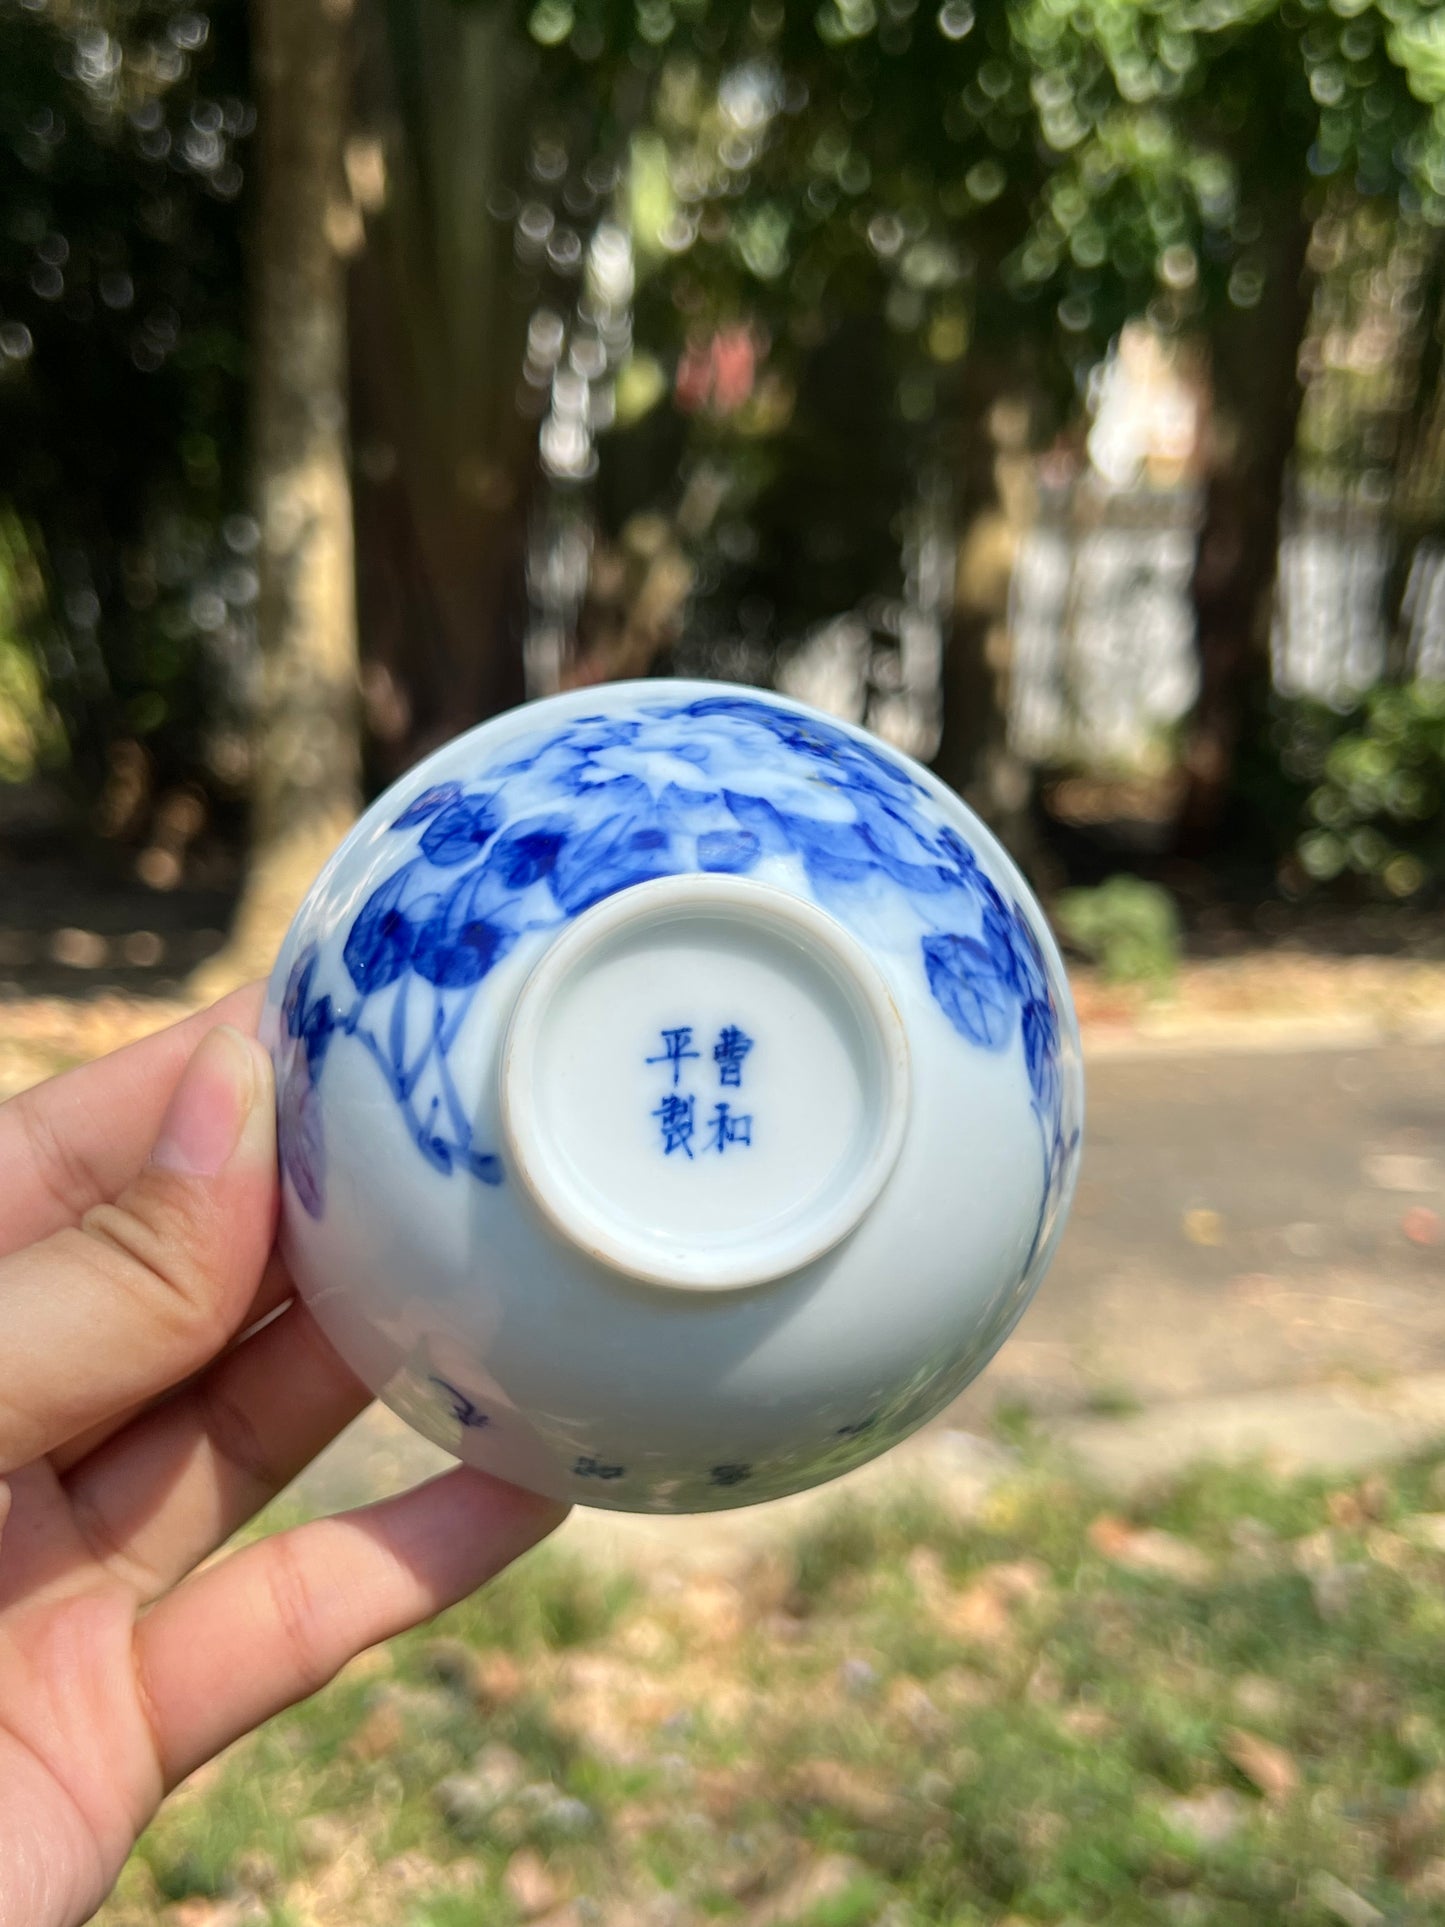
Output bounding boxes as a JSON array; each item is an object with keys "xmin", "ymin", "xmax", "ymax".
[{"xmin": 277, "ymin": 1036, "xmax": 325, "ymax": 1219}]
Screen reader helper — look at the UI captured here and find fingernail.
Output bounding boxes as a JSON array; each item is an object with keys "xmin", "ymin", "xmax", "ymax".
[{"xmin": 152, "ymin": 1025, "xmax": 264, "ymax": 1178}]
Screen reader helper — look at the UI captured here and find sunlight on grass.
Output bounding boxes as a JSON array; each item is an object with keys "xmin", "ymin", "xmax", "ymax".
[{"xmin": 100, "ymin": 1446, "xmax": 1445, "ymax": 1926}]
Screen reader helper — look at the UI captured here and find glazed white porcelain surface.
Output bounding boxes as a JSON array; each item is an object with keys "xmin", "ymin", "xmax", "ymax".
[{"xmin": 261, "ymin": 680, "xmax": 1084, "ymax": 1512}]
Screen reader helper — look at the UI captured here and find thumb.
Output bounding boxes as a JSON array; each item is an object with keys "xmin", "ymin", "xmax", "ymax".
[{"xmin": 0, "ymin": 1025, "xmax": 278, "ymax": 1476}]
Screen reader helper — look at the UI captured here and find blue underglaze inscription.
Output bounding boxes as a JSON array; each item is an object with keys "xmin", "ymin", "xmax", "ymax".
[
  {"xmin": 429, "ymin": 1376, "xmax": 491, "ymax": 1430},
  {"xmin": 713, "ymin": 1024, "xmax": 754, "ymax": 1087},
  {"xmin": 646, "ymin": 1021, "xmax": 756, "ymax": 1159},
  {"xmin": 276, "ymin": 693, "xmax": 1074, "ymax": 1252},
  {"xmin": 647, "ymin": 1026, "xmax": 700, "ymax": 1085},
  {"xmin": 653, "ymin": 1091, "xmax": 696, "ymax": 1159},
  {"xmin": 705, "ymin": 1102, "xmax": 751, "ymax": 1154}
]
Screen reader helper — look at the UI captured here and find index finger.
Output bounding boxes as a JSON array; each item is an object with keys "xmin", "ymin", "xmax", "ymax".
[{"xmin": 0, "ymin": 982, "xmax": 266, "ymax": 1257}]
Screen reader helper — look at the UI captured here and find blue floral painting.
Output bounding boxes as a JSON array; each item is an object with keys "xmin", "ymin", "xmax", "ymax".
[{"xmin": 277, "ymin": 693, "xmax": 1076, "ymax": 1252}]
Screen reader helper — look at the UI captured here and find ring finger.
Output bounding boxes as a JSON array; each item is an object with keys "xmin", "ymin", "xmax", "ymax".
[{"xmin": 62, "ymin": 1296, "xmax": 373, "ymax": 1603}]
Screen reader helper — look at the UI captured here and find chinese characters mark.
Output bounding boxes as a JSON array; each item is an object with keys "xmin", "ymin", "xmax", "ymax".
[
  {"xmin": 647, "ymin": 1024, "xmax": 755, "ymax": 1156},
  {"xmin": 653, "ymin": 1091, "xmax": 696, "ymax": 1158},
  {"xmin": 713, "ymin": 1025, "xmax": 754, "ymax": 1087},
  {"xmin": 705, "ymin": 1102, "xmax": 751, "ymax": 1154},
  {"xmin": 647, "ymin": 1026, "xmax": 700, "ymax": 1085}
]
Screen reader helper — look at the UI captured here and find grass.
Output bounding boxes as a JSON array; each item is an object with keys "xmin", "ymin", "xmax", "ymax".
[{"xmin": 98, "ymin": 1447, "xmax": 1445, "ymax": 1927}]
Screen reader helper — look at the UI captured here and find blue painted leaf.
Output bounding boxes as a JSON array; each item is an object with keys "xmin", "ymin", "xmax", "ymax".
[
  {"xmin": 658, "ymin": 780, "xmax": 724, "ymax": 823},
  {"xmin": 1010, "ymin": 904, "xmax": 1050, "ymax": 1003},
  {"xmin": 981, "ymin": 898, "xmax": 1022, "ymax": 989},
  {"xmin": 344, "ymin": 864, "xmax": 424, "ymax": 993},
  {"xmin": 922, "ymin": 933, "xmax": 1014, "ymax": 1050},
  {"xmin": 282, "ymin": 946, "xmax": 319, "ymax": 1040},
  {"xmin": 783, "ymin": 811, "xmax": 876, "ymax": 887},
  {"xmin": 937, "ymin": 825, "xmax": 979, "ymax": 877},
  {"xmin": 414, "ymin": 868, "xmax": 517, "ymax": 988},
  {"xmin": 855, "ymin": 819, "xmax": 956, "ymax": 895},
  {"xmin": 1022, "ymin": 997, "xmax": 1060, "ymax": 1116},
  {"xmin": 278, "ymin": 1051, "xmax": 325, "ymax": 1218},
  {"xmin": 419, "ymin": 1134, "xmax": 454, "ymax": 1174},
  {"xmin": 685, "ymin": 694, "xmax": 921, "ymax": 805},
  {"xmin": 484, "ymin": 821, "xmax": 569, "ymax": 888},
  {"xmin": 550, "ymin": 814, "xmax": 676, "ymax": 916},
  {"xmin": 559, "ymin": 716, "xmax": 643, "ymax": 751},
  {"xmin": 569, "ymin": 771, "xmax": 652, "ymax": 811},
  {"xmin": 300, "ymin": 992, "xmax": 336, "ymax": 1074},
  {"xmin": 722, "ymin": 789, "xmax": 796, "ymax": 856},
  {"xmin": 420, "ymin": 793, "xmax": 502, "ymax": 866},
  {"xmin": 392, "ymin": 781, "xmax": 462, "ymax": 830},
  {"xmin": 697, "ymin": 828, "xmax": 761, "ymax": 873},
  {"xmin": 459, "ymin": 1147, "xmax": 504, "ymax": 1185}
]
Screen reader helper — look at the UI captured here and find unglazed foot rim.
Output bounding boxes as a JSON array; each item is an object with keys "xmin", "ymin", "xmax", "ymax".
[{"xmin": 500, "ymin": 874, "xmax": 911, "ymax": 1290}]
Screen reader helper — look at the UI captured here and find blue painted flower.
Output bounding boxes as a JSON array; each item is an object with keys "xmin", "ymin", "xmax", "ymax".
[
  {"xmin": 392, "ymin": 781, "xmax": 462, "ymax": 830},
  {"xmin": 420, "ymin": 793, "xmax": 503, "ymax": 866},
  {"xmin": 284, "ymin": 692, "xmax": 1071, "ymax": 1246},
  {"xmin": 277, "ymin": 948, "xmax": 332, "ymax": 1218}
]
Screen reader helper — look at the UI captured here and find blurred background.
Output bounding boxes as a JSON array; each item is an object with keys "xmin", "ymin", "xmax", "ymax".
[
  {"xmin": 3, "ymin": 2, "xmax": 1445, "ymax": 1923},
  {"xmin": 1, "ymin": 0, "xmax": 1443, "ymax": 988}
]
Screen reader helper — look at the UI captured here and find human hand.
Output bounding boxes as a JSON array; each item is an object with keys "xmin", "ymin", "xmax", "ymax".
[{"xmin": 0, "ymin": 990, "xmax": 568, "ymax": 1927}]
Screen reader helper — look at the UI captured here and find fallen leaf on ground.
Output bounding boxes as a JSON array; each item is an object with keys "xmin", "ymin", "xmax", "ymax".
[
  {"xmin": 1310, "ymin": 1562, "xmax": 1369, "ymax": 1622},
  {"xmin": 1088, "ymin": 1516, "xmax": 1214, "ymax": 1584},
  {"xmin": 503, "ymin": 1849, "xmax": 566, "ymax": 1918},
  {"xmin": 1232, "ymin": 1675, "xmax": 1286, "ymax": 1721},
  {"xmin": 940, "ymin": 1558, "xmax": 1050, "ymax": 1642},
  {"xmin": 787, "ymin": 1759, "xmax": 904, "ymax": 1828},
  {"xmin": 1404, "ymin": 1207, "xmax": 1441, "ymax": 1248},
  {"xmin": 294, "ymin": 1814, "xmax": 352, "ymax": 1868},
  {"xmin": 532, "ymin": 1907, "xmax": 586, "ymax": 1927},
  {"xmin": 1182, "ymin": 1207, "xmax": 1224, "ymax": 1246},
  {"xmin": 746, "ymin": 1853, "xmax": 868, "ymax": 1927},
  {"xmin": 1159, "ymin": 1787, "xmax": 1248, "ymax": 1850},
  {"xmin": 1309, "ymin": 1871, "xmax": 1382, "ymax": 1926},
  {"xmin": 1222, "ymin": 1727, "xmax": 1299, "ymax": 1804},
  {"xmin": 885, "ymin": 1675, "xmax": 945, "ymax": 1737},
  {"xmin": 474, "ymin": 1649, "xmax": 526, "ymax": 1704},
  {"xmin": 1406, "ymin": 1858, "xmax": 1445, "ymax": 1901},
  {"xmin": 1404, "ymin": 1514, "xmax": 1445, "ymax": 1552},
  {"xmin": 1389, "ymin": 1768, "xmax": 1445, "ymax": 1871},
  {"xmin": 431, "ymin": 1749, "xmax": 528, "ymax": 1839},
  {"xmin": 1059, "ymin": 1705, "xmax": 1117, "ymax": 1741}
]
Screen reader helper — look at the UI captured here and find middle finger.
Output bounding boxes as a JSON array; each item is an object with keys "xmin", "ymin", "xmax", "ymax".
[{"xmin": 62, "ymin": 1297, "xmax": 372, "ymax": 1602}]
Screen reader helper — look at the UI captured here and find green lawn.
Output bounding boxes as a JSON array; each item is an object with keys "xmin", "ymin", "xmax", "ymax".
[{"xmin": 101, "ymin": 1447, "xmax": 1445, "ymax": 1926}]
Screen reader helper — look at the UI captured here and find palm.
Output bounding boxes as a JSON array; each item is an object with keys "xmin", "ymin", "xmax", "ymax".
[
  {"xmin": 0, "ymin": 1462, "xmax": 162, "ymax": 1921},
  {"xmin": 0, "ymin": 995, "xmax": 563, "ymax": 1927}
]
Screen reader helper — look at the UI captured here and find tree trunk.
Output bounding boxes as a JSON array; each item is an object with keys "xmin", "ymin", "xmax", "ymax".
[
  {"xmin": 934, "ymin": 383, "xmax": 1041, "ymax": 870},
  {"xmin": 348, "ymin": 0, "xmax": 539, "ymax": 785},
  {"xmin": 198, "ymin": 0, "xmax": 361, "ymax": 993},
  {"xmin": 1174, "ymin": 202, "xmax": 1315, "ymax": 855}
]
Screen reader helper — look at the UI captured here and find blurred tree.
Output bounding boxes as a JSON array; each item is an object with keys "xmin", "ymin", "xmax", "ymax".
[
  {"xmin": 346, "ymin": 0, "xmax": 544, "ymax": 781},
  {"xmin": 509, "ymin": 0, "xmax": 1082, "ymax": 837},
  {"xmin": 220, "ymin": 0, "xmax": 362, "ymax": 972},
  {"xmin": 1019, "ymin": 0, "xmax": 1444, "ymax": 852},
  {"xmin": 0, "ymin": 0, "xmax": 252, "ymax": 829}
]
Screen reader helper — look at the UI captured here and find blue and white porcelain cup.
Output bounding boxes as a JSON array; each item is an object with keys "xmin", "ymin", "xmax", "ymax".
[{"xmin": 262, "ymin": 681, "xmax": 1084, "ymax": 1513}]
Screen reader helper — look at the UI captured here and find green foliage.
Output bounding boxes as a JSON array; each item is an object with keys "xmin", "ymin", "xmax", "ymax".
[
  {"xmin": 0, "ymin": 512, "xmax": 62, "ymax": 781},
  {"xmin": 0, "ymin": 0, "xmax": 252, "ymax": 792},
  {"xmin": 1282, "ymin": 681, "xmax": 1445, "ymax": 896},
  {"xmin": 99, "ymin": 1446, "xmax": 1445, "ymax": 1927},
  {"xmin": 1054, "ymin": 872, "xmax": 1183, "ymax": 987},
  {"xmin": 3, "ymin": 0, "xmax": 1444, "ymax": 806}
]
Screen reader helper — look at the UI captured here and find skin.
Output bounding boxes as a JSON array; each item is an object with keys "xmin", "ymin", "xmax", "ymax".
[{"xmin": 0, "ymin": 987, "xmax": 568, "ymax": 1927}]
